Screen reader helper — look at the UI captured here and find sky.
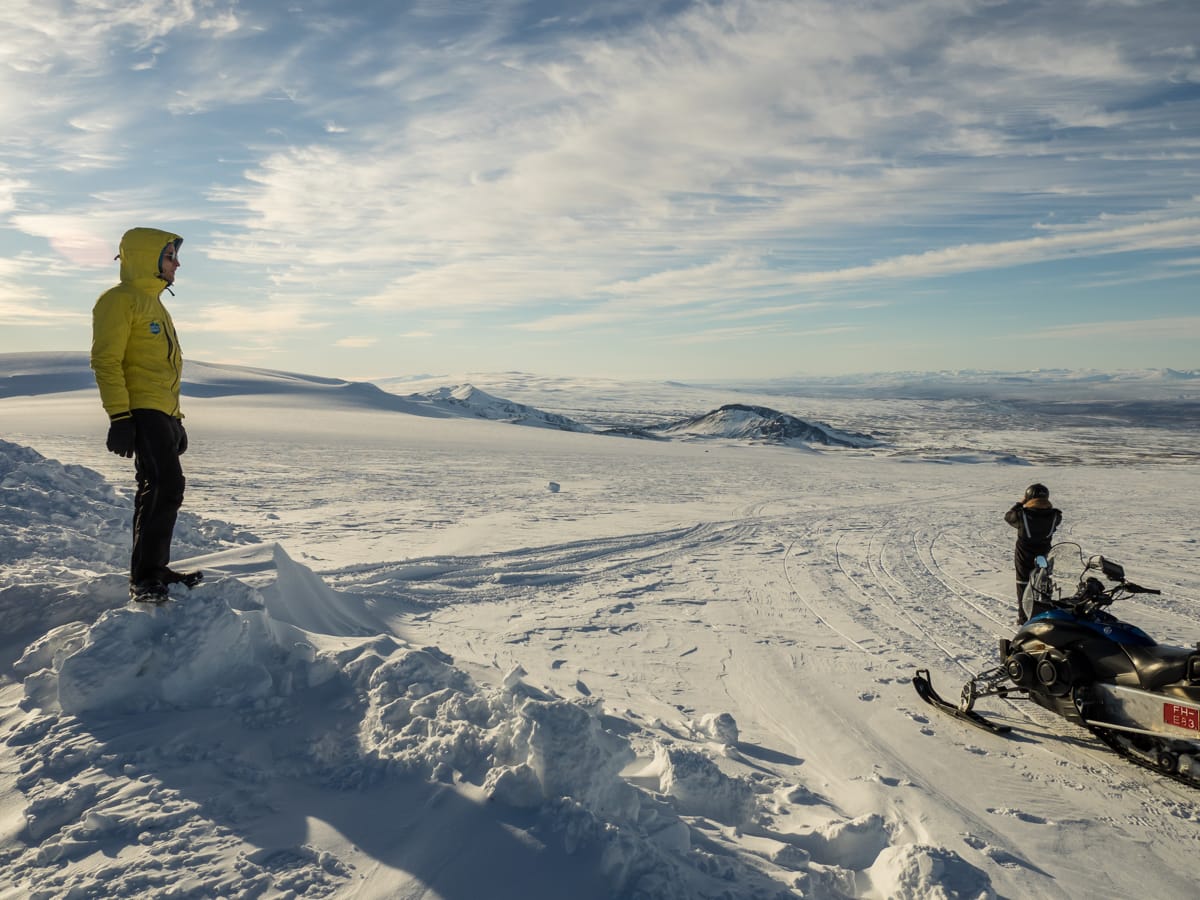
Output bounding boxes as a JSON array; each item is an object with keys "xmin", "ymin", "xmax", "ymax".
[{"xmin": 0, "ymin": 0, "xmax": 1198, "ymax": 381}]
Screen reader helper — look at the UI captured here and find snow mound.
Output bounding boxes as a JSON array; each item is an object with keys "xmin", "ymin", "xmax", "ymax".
[
  {"xmin": 692, "ymin": 711, "xmax": 740, "ymax": 744},
  {"xmin": 0, "ymin": 438, "xmax": 254, "ymax": 639},
  {"xmin": 44, "ymin": 590, "xmax": 306, "ymax": 716},
  {"xmin": 9, "ymin": 578, "xmax": 797, "ymax": 898},
  {"xmin": 648, "ymin": 744, "xmax": 756, "ymax": 825},
  {"xmin": 863, "ymin": 844, "xmax": 995, "ymax": 899},
  {"xmin": 652, "ymin": 404, "xmax": 879, "ymax": 449}
]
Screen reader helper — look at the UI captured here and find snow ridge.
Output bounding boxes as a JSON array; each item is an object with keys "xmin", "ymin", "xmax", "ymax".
[{"xmin": 412, "ymin": 383, "xmax": 593, "ymax": 431}]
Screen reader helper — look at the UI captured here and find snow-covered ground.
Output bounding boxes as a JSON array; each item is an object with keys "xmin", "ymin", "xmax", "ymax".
[{"xmin": 1, "ymin": 353, "xmax": 1199, "ymax": 899}]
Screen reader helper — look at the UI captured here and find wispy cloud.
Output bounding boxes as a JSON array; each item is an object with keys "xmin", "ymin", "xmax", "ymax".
[
  {"xmin": 197, "ymin": 1, "xmax": 1200, "ymax": 319},
  {"xmin": 1, "ymin": 0, "xmax": 1197, "ymax": 377},
  {"xmin": 0, "ymin": 256, "xmax": 82, "ymax": 325},
  {"xmin": 670, "ymin": 323, "xmax": 858, "ymax": 345},
  {"xmin": 783, "ymin": 214, "xmax": 1200, "ymax": 287},
  {"xmin": 1029, "ymin": 315, "xmax": 1200, "ymax": 340},
  {"xmin": 182, "ymin": 300, "xmax": 328, "ymax": 337}
]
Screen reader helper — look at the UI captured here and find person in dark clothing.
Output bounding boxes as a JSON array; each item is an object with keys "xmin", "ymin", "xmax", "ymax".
[
  {"xmin": 91, "ymin": 227, "xmax": 199, "ymax": 603},
  {"xmin": 1005, "ymin": 483, "xmax": 1063, "ymax": 624}
]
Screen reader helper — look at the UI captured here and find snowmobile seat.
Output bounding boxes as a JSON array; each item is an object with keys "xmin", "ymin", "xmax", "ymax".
[{"xmin": 1124, "ymin": 644, "xmax": 1195, "ymax": 690}]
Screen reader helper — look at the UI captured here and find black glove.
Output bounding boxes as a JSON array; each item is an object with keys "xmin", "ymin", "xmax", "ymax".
[
  {"xmin": 177, "ymin": 424, "xmax": 188, "ymax": 455},
  {"xmin": 106, "ymin": 416, "xmax": 136, "ymax": 458}
]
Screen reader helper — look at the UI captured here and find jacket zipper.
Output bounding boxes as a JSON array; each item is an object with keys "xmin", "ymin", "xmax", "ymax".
[{"xmin": 163, "ymin": 312, "xmax": 182, "ymax": 416}]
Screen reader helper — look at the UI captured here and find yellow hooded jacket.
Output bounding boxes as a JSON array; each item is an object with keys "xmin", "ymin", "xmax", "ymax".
[{"xmin": 91, "ymin": 227, "xmax": 185, "ymax": 420}]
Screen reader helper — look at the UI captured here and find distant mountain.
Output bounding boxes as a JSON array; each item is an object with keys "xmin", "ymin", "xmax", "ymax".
[
  {"xmin": 0, "ymin": 354, "xmax": 884, "ymax": 447},
  {"xmin": 723, "ymin": 368, "xmax": 1200, "ymax": 402},
  {"xmin": 409, "ymin": 384, "xmax": 592, "ymax": 432},
  {"xmin": 650, "ymin": 404, "xmax": 880, "ymax": 449},
  {"xmin": 0, "ymin": 351, "xmax": 98, "ymax": 399}
]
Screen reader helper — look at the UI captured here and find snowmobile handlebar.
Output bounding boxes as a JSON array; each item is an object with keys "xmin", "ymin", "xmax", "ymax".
[
  {"xmin": 1078, "ymin": 551, "xmax": 1160, "ymax": 597},
  {"xmin": 1036, "ymin": 545, "xmax": 1164, "ymax": 617},
  {"xmin": 1066, "ymin": 575, "xmax": 1160, "ymax": 614},
  {"xmin": 1120, "ymin": 581, "xmax": 1161, "ymax": 596}
]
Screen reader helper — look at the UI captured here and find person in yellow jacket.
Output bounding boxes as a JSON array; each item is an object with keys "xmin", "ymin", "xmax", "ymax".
[{"xmin": 91, "ymin": 227, "xmax": 200, "ymax": 603}]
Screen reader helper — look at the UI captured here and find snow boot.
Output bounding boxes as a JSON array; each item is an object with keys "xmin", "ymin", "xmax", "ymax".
[
  {"xmin": 130, "ymin": 580, "xmax": 170, "ymax": 605},
  {"xmin": 164, "ymin": 568, "xmax": 203, "ymax": 589}
]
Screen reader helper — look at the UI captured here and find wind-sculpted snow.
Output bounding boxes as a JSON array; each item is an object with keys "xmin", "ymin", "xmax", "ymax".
[
  {"xmin": 6, "ymin": 572, "xmax": 791, "ymax": 897},
  {"xmin": 0, "ymin": 438, "xmax": 1002, "ymax": 899}
]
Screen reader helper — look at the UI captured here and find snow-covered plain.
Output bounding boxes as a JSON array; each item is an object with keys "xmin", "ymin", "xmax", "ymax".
[{"xmin": 1, "ymin": 353, "xmax": 1199, "ymax": 899}]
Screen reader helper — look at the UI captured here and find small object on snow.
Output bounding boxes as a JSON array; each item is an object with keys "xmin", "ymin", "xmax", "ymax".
[{"xmin": 547, "ymin": 481, "xmax": 560, "ymax": 493}]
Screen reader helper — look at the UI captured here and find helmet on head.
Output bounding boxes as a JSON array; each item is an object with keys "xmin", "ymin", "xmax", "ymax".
[{"xmin": 1024, "ymin": 483, "xmax": 1050, "ymax": 501}]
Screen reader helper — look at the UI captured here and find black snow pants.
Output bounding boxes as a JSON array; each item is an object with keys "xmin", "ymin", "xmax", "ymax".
[
  {"xmin": 130, "ymin": 409, "xmax": 186, "ymax": 586},
  {"xmin": 1014, "ymin": 541, "xmax": 1051, "ymax": 624}
]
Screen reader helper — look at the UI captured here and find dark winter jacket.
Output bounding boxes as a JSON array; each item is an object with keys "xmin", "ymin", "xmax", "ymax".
[{"xmin": 1005, "ymin": 498, "xmax": 1062, "ymax": 550}]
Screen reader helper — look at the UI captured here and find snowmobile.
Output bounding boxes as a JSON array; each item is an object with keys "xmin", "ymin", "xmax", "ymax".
[{"xmin": 914, "ymin": 543, "xmax": 1200, "ymax": 788}]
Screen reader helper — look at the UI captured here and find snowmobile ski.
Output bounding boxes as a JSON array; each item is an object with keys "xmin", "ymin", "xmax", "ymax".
[{"xmin": 912, "ymin": 669, "xmax": 1012, "ymax": 735}]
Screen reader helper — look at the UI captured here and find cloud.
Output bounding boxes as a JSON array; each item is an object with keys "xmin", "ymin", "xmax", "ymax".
[
  {"xmin": 202, "ymin": 2, "xmax": 1198, "ymax": 296},
  {"xmin": 507, "ymin": 208, "xmax": 1200, "ymax": 334},
  {"xmin": 357, "ymin": 258, "xmax": 606, "ymax": 312},
  {"xmin": 1028, "ymin": 315, "xmax": 1200, "ymax": 340},
  {"xmin": 0, "ymin": 169, "xmax": 26, "ymax": 215},
  {"xmin": 2, "ymin": 0, "xmax": 1198, "ymax": 371},
  {"xmin": 0, "ymin": 299, "xmax": 84, "ymax": 327},
  {"xmin": 943, "ymin": 33, "xmax": 1139, "ymax": 83},
  {"xmin": 784, "ymin": 215, "xmax": 1200, "ymax": 286},
  {"xmin": 12, "ymin": 206, "xmax": 196, "ymax": 268},
  {"xmin": 669, "ymin": 323, "xmax": 858, "ymax": 345},
  {"xmin": 0, "ymin": 255, "xmax": 84, "ymax": 325},
  {"xmin": 182, "ymin": 300, "xmax": 328, "ymax": 337},
  {"xmin": 334, "ymin": 336, "xmax": 378, "ymax": 348}
]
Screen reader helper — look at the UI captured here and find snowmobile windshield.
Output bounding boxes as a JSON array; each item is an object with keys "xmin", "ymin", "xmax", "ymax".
[
  {"xmin": 1022, "ymin": 542, "xmax": 1086, "ymax": 619},
  {"xmin": 1045, "ymin": 543, "xmax": 1085, "ymax": 582}
]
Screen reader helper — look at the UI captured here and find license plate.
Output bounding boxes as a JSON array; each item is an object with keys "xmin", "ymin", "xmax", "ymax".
[{"xmin": 1163, "ymin": 702, "xmax": 1200, "ymax": 731}]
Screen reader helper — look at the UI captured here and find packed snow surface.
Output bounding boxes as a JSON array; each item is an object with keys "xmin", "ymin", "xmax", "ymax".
[{"xmin": 2, "ymin": 353, "xmax": 1200, "ymax": 899}]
